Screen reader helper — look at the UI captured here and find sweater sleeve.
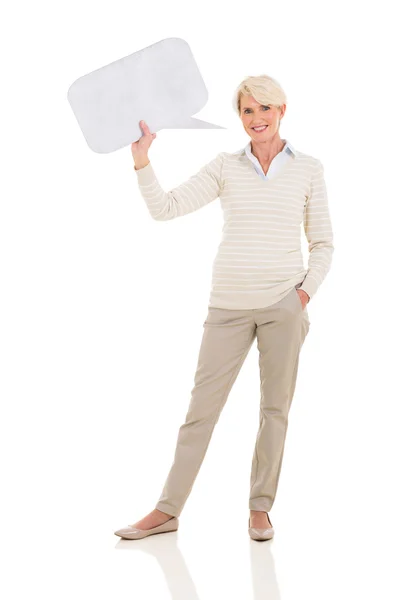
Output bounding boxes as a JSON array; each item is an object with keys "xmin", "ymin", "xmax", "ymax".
[
  {"xmin": 133, "ymin": 152, "xmax": 224, "ymax": 221},
  {"xmin": 299, "ymin": 159, "xmax": 334, "ymax": 300}
]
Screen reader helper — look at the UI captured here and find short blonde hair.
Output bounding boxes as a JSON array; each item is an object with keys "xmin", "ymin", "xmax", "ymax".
[{"xmin": 232, "ymin": 74, "xmax": 287, "ymax": 116}]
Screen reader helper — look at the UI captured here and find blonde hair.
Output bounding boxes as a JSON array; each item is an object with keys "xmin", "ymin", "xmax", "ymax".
[{"xmin": 232, "ymin": 74, "xmax": 287, "ymax": 117}]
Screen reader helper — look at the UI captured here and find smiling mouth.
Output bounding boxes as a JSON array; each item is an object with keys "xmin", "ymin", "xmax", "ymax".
[{"xmin": 252, "ymin": 125, "xmax": 268, "ymax": 132}]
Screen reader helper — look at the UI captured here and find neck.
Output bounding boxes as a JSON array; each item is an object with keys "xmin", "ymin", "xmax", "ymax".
[{"xmin": 250, "ymin": 135, "xmax": 286, "ymax": 163}]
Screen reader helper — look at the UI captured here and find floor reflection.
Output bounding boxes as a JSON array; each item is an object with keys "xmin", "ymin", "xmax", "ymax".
[{"xmin": 115, "ymin": 529, "xmax": 281, "ymax": 600}]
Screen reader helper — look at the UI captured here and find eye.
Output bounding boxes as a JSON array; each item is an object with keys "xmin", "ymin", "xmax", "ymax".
[{"xmin": 243, "ymin": 105, "xmax": 270, "ymax": 114}]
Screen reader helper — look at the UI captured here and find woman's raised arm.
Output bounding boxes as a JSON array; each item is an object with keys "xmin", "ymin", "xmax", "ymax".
[{"xmin": 132, "ymin": 121, "xmax": 224, "ymax": 221}]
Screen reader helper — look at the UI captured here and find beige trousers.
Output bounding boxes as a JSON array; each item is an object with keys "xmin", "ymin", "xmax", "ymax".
[{"xmin": 155, "ymin": 285, "xmax": 310, "ymax": 517}]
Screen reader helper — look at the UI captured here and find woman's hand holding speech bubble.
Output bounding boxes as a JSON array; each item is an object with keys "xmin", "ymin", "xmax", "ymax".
[{"xmin": 131, "ymin": 120, "xmax": 156, "ymax": 170}]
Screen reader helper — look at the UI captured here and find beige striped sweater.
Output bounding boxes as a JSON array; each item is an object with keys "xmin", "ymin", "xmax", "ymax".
[{"xmin": 134, "ymin": 147, "xmax": 334, "ymax": 310}]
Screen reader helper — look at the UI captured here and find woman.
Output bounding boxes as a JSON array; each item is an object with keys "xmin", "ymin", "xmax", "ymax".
[{"xmin": 115, "ymin": 74, "xmax": 334, "ymax": 541}]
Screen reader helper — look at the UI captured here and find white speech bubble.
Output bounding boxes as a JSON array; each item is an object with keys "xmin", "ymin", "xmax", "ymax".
[{"xmin": 67, "ymin": 37, "xmax": 226, "ymax": 153}]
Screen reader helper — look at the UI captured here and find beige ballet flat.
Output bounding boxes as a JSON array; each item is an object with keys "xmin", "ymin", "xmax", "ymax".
[
  {"xmin": 114, "ymin": 516, "xmax": 179, "ymax": 540},
  {"xmin": 248, "ymin": 513, "xmax": 274, "ymax": 541}
]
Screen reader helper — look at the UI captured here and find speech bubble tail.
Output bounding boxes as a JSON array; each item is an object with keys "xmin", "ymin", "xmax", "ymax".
[{"xmin": 163, "ymin": 117, "xmax": 226, "ymax": 130}]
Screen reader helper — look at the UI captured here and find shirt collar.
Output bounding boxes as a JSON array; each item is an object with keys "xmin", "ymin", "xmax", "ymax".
[{"xmin": 234, "ymin": 139, "xmax": 298, "ymax": 158}]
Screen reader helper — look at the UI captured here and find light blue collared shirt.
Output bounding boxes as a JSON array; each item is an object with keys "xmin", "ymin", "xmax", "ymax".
[{"xmin": 238, "ymin": 139, "xmax": 297, "ymax": 180}]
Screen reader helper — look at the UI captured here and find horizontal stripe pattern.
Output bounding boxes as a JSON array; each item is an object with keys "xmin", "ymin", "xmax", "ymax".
[{"xmin": 134, "ymin": 149, "xmax": 334, "ymax": 309}]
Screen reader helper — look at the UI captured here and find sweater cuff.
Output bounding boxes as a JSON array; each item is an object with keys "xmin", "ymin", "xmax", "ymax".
[
  {"xmin": 134, "ymin": 162, "xmax": 157, "ymax": 186},
  {"xmin": 298, "ymin": 278, "xmax": 318, "ymax": 301}
]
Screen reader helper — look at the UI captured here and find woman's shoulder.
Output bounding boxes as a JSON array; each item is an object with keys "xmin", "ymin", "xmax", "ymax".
[
  {"xmin": 222, "ymin": 149, "xmax": 245, "ymax": 158},
  {"xmin": 217, "ymin": 149, "xmax": 246, "ymax": 163},
  {"xmin": 293, "ymin": 149, "xmax": 323, "ymax": 170}
]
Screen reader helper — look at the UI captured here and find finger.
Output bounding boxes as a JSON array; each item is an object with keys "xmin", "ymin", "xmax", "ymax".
[{"xmin": 140, "ymin": 120, "xmax": 151, "ymax": 135}]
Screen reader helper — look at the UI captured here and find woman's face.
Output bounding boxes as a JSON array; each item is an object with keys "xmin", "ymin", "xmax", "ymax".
[{"xmin": 239, "ymin": 95, "xmax": 285, "ymax": 142}]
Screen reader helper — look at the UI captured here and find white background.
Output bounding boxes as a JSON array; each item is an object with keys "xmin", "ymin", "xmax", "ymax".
[{"xmin": 1, "ymin": 0, "xmax": 399, "ymax": 598}]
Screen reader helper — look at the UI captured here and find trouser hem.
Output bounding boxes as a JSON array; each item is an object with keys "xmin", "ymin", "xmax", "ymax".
[
  {"xmin": 249, "ymin": 500, "xmax": 272, "ymax": 512},
  {"xmin": 155, "ymin": 501, "xmax": 181, "ymax": 518}
]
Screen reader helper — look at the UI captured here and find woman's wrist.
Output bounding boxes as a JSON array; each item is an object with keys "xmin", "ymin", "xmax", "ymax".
[{"xmin": 133, "ymin": 156, "xmax": 149, "ymax": 170}]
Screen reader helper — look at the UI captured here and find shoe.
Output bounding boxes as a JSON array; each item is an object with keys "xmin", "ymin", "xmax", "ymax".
[
  {"xmin": 114, "ymin": 516, "xmax": 179, "ymax": 540},
  {"xmin": 248, "ymin": 513, "xmax": 274, "ymax": 541}
]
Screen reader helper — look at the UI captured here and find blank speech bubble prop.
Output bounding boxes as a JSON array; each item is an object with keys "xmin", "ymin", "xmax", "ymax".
[{"xmin": 67, "ymin": 37, "xmax": 225, "ymax": 154}]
